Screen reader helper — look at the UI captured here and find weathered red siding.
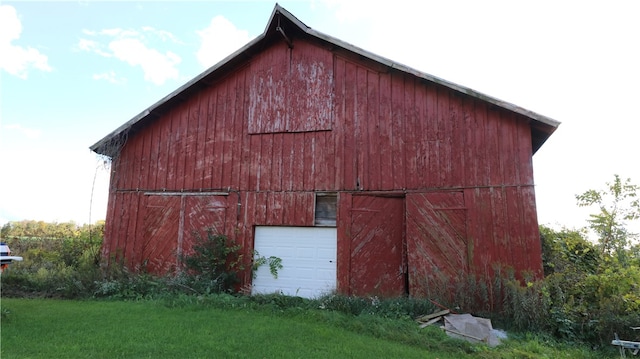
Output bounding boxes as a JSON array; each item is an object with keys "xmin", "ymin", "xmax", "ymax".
[
  {"xmin": 347, "ymin": 195, "xmax": 405, "ymax": 297},
  {"xmin": 102, "ymin": 35, "xmax": 544, "ymax": 296}
]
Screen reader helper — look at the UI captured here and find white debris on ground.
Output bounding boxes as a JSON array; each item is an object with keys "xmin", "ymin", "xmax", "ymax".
[{"xmin": 416, "ymin": 310, "xmax": 506, "ymax": 347}]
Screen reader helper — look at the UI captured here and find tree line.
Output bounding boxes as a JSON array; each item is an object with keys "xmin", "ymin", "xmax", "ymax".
[{"xmin": 1, "ymin": 220, "xmax": 105, "ymax": 241}]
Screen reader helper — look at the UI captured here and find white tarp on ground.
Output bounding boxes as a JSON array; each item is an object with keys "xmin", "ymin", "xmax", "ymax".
[{"xmin": 443, "ymin": 313, "xmax": 503, "ymax": 347}]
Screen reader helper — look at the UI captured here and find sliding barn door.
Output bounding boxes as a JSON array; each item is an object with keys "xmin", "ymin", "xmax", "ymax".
[
  {"xmin": 406, "ymin": 191, "xmax": 468, "ymax": 296},
  {"xmin": 349, "ymin": 195, "xmax": 406, "ymax": 297},
  {"xmin": 141, "ymin": 194, "xmax": 236, "ymax": 274}
]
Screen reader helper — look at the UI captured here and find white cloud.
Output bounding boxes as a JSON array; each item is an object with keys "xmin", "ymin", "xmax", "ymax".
[
  {"xmin": 142, "ymin": 26, "xmax": 181, "ymax": 43},
  {"xmin": 3, "ymin": 123, "xmax": 42, "ymax": 140},
  {"xmin": 196, "ymin": 15, "xmax": 251, "ymax": 69},
  {"xmin": 78, "ymin": 26, "xmax": 181, "ymax": 85},
  {"xmin": 0, "ymin": 5, "xmax": 52, "ymax": 79},
  {"xmin": 109, "ymin": 38, "xmax": 180, "ymax": 85},
  {"xmin": 76, "ymin": 38, "xmax": 112, "ymax": 57},
  {"xmin": 92, "ymin": 70, "xmax": 125, "ymax": 84}
]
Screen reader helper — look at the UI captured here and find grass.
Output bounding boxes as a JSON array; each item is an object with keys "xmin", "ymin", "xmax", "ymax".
[{"xmin": 0, "ymin": 297, "xmax": 617, "ymax": 359}]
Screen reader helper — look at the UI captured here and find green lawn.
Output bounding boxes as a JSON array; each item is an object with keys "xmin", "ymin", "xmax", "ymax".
[{"xmin": 0, "ymin": 298, "xmax": 614, "ymax": 358}]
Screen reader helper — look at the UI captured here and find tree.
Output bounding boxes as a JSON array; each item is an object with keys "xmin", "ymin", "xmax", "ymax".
[
  {"xmin": 576, "ymin": 174, "xmax": 640, "ymax": 266},
  {"xmin": 540, "ymin": 225, "xmax": 599, "ymax": 276}
]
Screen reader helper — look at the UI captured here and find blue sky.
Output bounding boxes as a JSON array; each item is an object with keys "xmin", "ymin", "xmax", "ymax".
[{"xmin": 1, "ymin": 1, "xmax": 639, "ymax": 236}]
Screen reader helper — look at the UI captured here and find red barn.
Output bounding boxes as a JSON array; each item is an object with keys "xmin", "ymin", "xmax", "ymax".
[{"xmin": 91, "ymin": 5, "xmax": 559, "ymax": 298}]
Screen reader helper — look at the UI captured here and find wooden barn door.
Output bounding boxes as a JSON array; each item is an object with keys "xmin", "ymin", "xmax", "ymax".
[
  {"xmin": 142, "ymin": 194, "xmax": 236, "ymax": 274},
  {"xmin": 182, "ymin": 196, "xmax": 237, "ymax": 258},
  {"xmin": 348, "ymin": 195, "xmax": 406, "ymax": 297},
  {"xmin": 142, "ymin": 196, "xmax": 182, "ymax": 273},
  {"xmin": 406, "ymin": 192, "xmax": 468, "ymax": 297}
]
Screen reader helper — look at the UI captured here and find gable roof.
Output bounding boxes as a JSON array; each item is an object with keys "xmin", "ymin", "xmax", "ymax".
[{"xmin": 91, "ymin": 3, "xmax": 559, "ymax": 157}]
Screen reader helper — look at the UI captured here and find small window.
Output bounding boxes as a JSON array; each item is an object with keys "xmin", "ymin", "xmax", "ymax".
[{"xmin": 315, "ymin": 193, "xmax": 337, "ymax": 226}]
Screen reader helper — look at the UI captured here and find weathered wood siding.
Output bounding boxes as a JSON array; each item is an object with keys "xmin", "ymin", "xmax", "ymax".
[
  {"xmin": 103, "ymin": 36, "xmax": 543, "ymax": 292},
  {"xmin": 346, "ymin": 195, "xmax": 405, "ymax": 297}
]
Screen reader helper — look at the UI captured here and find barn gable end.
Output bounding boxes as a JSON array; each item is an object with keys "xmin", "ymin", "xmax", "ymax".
[{"xmin": 92, "ymin": 4, "xmax": 559, "ymax": 298}]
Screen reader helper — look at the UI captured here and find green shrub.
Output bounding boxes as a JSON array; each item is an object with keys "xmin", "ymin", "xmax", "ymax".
[{"xmin": 180, "ymin": 229, "xmax": 244, "ymax": 294}]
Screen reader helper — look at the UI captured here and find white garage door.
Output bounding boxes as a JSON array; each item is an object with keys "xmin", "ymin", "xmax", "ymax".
[{"xmin": 252, "ymin": 226, "xmax": 337, "ymax": 299}]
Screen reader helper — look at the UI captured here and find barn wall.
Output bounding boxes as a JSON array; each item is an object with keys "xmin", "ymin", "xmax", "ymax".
[
  {"xmin": 102, "ymin": 36, "xmax": 543, "ymax": 292},
  {"xmin": 109, "ymin": 39, "xmax": 535, "ymax": 195}
]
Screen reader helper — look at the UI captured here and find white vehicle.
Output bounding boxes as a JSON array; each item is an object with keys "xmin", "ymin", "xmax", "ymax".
[{"xmin": 0, "ymin": 242, "xmax": 23, "ymax": 273}]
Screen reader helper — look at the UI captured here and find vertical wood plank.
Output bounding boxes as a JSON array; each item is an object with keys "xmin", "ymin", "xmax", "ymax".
[
  {"xmin": 449, "ymin": 92, "xmax": 464, "ymax": 187},
  {"xmin": 165, "ymin": 109, "xmax": 178, "ymax": 190},
  {"xmin": 111, "ymin": 192, "xmax": 126, "ymax": 264},
  {"xmin": 238, "ymin": 70, "xmax": 252, "ymax": 191},
  {"xmin": 138, "ymin": 128, "xmax": 151, "ymax": 189},
  {"xmin": 229, "ymin": 71, "xmax": 243, "ymax": 188},
  {"xmin": 248, "ymin": 131, "xmax": 261, "ymax": 191},
  {"xmin": 477, "ymin": 188, "xmax": 494, "ymax": 276},
  {"xmin": 212, "ymin": 81, "xmax": 227, "ymax": 188},
  {"xmin": 281, "ymin": 133, "xmax": 294, "ymax": 191},
  {"xmin": 491, "ymin": 187, "xmax": 509, "ymax": 269},
  {"xmin": 499, "ymin": 112, "xmax": 516, "ymax": 186},
  {"xmin": 437, "ymin": 86, "xmax": 451, "ymax": 188},
  {"xmin": 333, "ymin": 56, "xmax": 346, "ymax": 190},
  {"xmin": 301, "ymin": 132, "xmax": 313, "ymax": 191},
  {"xmin": 366, "ymin": 70, "xmax": 380, "ymax": 190},
  {"xmin": 266, "ymin": 191, "xmax": 284, "ymax": 225},
  {"xmin": 182, "ymin": 97, "xmax": 198, "ymax": 189},
  {"xmin": 378, "ymin": 71, "xmax": 393, "ymax": 190},
  {"xmin": 390, "ymin": 71, "xmax": 405, "ymax": 189},
  {"xmin": 355, "ymin": 66, "xmax": 367, "ymax": 189},
  {"xmin": 271, "ymin": 133, "xmax": 284, "ymax": 191},
  {"xmin": 194, "ymin": 90, "xmax": 210, "ymax": 189},
  {"xmin": 319, "ymin": 127, "xmax": 334, "ymax": 190},
  {"xmin": 425, "ymin": 83, "xmax": 438, "ymax": 187},
  {"xmin": 131, "ymin": 133, "xmax": 145, "ymax": 189},
  {"xmin": 464, "ymin": 188, "xmax": 478, "ymax": 274},
  {"xmin": 291, "ymin": 132, "xmax": 305, "ymax": 191},
  {"xmin": 220, "ymin": 79, "xmax": 234, "ymax": 189},
  {"xmin": 516, "ymin": 117, "xmax": 534, "ymax": 185},
  {"xmin": 403, "ymin": 76, "xmax": 417, "ymax": 189},
  {"xmin": 505, "ymin": 186, "xmax": 523, "ymax": 272},
  {"xmin": 486, "ymin": 106, "xmax": 502, "ymax": 185},
  {"xmin": 253, "ymin": 191, "xmax": 268, "ymax": 225},
  {"xmin": 102, "ymin": 189, "xmax": 118, "ymax": 264},
  {"xmin": 202, "ymin": 87, "xmax": 217, "ymax": 188},
  {"xmin": 336, "ymin": 192, "xmax": 352, "ymax": 295},
  {"xmin": 174, "ymin": 104, "xmax": 189, "ymax": 189},
  {"xmin": 130, "ymin": 193, "xmax": 144, "ymax": 269},
  {"xmin": 462, "ymin": 97, "xmax": 476, "ymax": 187},
  {"xmin": 342, "ymin": 60, "xmax": 357, "ymax": 190},
  {"xmin": 475, "ymin": 101, "xmax": 488, "ymax": 186}
]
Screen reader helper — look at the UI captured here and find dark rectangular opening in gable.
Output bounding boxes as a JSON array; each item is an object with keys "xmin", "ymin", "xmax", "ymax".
[{"xmin": 315, "ymin": 193, "xmax": 337, "ymax": 226}]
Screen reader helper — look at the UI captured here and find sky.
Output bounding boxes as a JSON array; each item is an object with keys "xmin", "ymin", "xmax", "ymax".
[{"xmin": 1, "ymin": 0, "xmax": 639, "ymax": 236}]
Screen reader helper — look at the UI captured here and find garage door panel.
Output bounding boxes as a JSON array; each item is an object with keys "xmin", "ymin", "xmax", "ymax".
[{"xmin": 252, "ymin": 226, "xmax": 337, "ymax": 298}]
